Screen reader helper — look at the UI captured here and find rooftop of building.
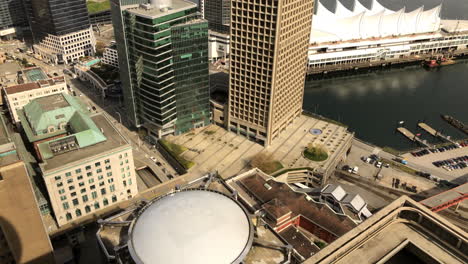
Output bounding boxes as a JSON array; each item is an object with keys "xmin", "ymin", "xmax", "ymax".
[
  {"xmin": 127, "ymin": 0, "xmax": 197, "ymax": 19},
  {"xmin": 0, "ymin": 62, "xmax": 20, "ymax": 77},
  {"xmin": 38, "ymin": 114, "xmax": 128, "ymax": 172},
  {"xmin": 310, "ymin": 0, "xmax": 468, "ymax": 46},
  {"xmin": 22, "ymin": 67, "xmax": 48, "ymax": 82},
  {"xmin": 237, "ymin": 172, "xmax": 357, "ymax": 237},
  {"xmin": 420, "ymin": 183, "xmax": 468, "ymax": 209},
  {"xmin": 0, "ymin": 113, "xmax": 18, "ymax": 167},
  {"xmin": 127, "ymin": 189, "xmax": 253, "ymax": 264},
  {"xmin": 304, "ymin": 196, "xmax": 468, "ymax": 264},
  {"xmin": 4, "ymin": 75, "xmax": 66, "ymax": 95},
  {"xmin": 97, "ymin": 175, "xmax": 294, "ymax": 264},
  {"xmin": 20, "ymin": 93, "xmax": 91, "ymax": 141}
]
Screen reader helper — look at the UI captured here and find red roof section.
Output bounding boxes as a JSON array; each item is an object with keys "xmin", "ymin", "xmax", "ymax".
[{"xmin": 4, "ymin": 82, "xmax": 40, "ymax": 94}]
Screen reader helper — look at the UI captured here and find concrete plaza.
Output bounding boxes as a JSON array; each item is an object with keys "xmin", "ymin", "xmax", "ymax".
[{"xmin": 167, "ymin": 115, "xmax": 353, "ymax": 179}]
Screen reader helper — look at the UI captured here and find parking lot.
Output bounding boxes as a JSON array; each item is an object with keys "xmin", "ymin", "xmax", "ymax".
[
  {"xmin": 345, "ymin": 143, "xmax": 441, "ymax": 195},
  {"xmin": 402, "ymin": 142, "xmax": 468, "ymax": 179}
]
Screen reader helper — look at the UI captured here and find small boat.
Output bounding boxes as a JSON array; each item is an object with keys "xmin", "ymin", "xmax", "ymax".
[{"xmin": 423, "ymin": 57, "xmax": 456, "ymax": 68}]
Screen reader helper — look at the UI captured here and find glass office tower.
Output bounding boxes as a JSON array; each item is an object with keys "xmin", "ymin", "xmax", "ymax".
[
  {"xmin": 27, "ymin": 0, "xmax": 90, "ymax": 42},
  {"xmin": 0, "ymin": 0, "xmax": 27, "ymax": 29},
  {"xmin": 112, "ymin": 0, "xmax": 210, "ymax": 139},
  {"xmin": 24, "ymin": 0, "xmax": 95, "ymax": 64}
]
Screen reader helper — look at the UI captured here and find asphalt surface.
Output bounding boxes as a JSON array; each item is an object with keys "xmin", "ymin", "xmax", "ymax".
[{"xmin": 352, "ymin": 139, "xmax": 466, "ymax": 184}]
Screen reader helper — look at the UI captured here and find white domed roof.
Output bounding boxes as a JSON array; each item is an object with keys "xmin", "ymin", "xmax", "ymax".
[{"xmin": 128, "ymin": 190, "xmax": 253, "ymax": 264}]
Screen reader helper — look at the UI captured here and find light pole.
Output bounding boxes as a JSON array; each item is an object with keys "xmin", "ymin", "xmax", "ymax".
[{"xmin": 115, "ymin": 111, "xmax": 122, "ymax": 125}]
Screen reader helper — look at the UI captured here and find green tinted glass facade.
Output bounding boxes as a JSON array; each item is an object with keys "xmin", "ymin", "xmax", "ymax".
[
  {"xmin": 119, "ymin": 3, "xmax": 210, "ymax": 136},
  {"xmin": 171, "ymin": 21, "xmax": 210, "ymax": 134}
]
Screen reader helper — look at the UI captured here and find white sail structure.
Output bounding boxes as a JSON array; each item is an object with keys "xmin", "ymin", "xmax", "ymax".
[
  {"xmin": 353, "ymin": 0, "xmax": 369, "ymax": 14},
  {"xmin": 335, "ymin": 0, "xmax": 354, "ymax": 18},
  {"xmin": 312, "ymin": 0, "xmax": 443, "ymax": 42}
]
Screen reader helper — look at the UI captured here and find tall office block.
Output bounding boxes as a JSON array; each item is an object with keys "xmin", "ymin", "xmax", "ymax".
[
  {"xmin": 26, "ymin": 0, "xmax": 95, "ymax": 64},
  {"xmin": 201, "ymin": 0, "xmax": 230, "ymax": 34},
  {"xmin": 0, "ymin": 0, "xmax": 28, "ymax": 39},
  {"xmin": 227, "ymin": 0, "xmax": 314, "ymax": 146},
  {"xmin": 111, "ymin": 0, "xmax": 210, "ymax": 139}
]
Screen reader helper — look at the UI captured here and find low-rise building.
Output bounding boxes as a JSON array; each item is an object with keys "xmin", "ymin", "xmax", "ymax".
[
  {"xmin": 19, "ymin": 93, "xmax": 138, "ymax": 227},
  {"xmin": 3, "ymin": 67, "xmax": 67, "ymax": 124},
  {"xmin": 0, "ymin": 114, "xmax": 55, "ymax": 264},
  {"xmin": 0, "ymin": 62, "xmax": 21, "ymax": 105},
  {"xmin": 208, "ymin": 30, "xmax": 229, "ymax": 62},
  {"xmin": 101, "ymin": 43, "xmax": 118, "ymax": 68}
]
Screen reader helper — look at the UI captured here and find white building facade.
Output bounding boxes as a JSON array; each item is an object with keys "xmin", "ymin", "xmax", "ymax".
[
  {"xmin": 33, "ymin": 27, "xmax": 96, "ymax": 65},
  {"xmin": 308, "ymin": 1, "xmax": 468, "ymax": 69},
  {"xmin": 102, "ymin": 44, "xmax": 119, "ymax": 68},
  {"xmin": 4, "ymin": 77, "xmax": 68, "ymax": 124},
  {"xmin": 208, "ymin": 30, "xmax": 230, "ymax": 62}
]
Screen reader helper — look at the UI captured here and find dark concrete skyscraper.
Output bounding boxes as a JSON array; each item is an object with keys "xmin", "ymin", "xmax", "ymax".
[
  {"xmin": 25, "ymin": 0, "xmax": 95, "ymax": 64},
  {"xmin": 111, "ymin": 0, "xmax": 211, "ymax": 139},
  {"xmin": 201, "ymin": 0, "xmax": 230, "ymax": 34},
  {"xmin": 227, "ymin": 0, "xmax": 314, "ymax": 146},
  {"xmin": 0, "ymin": 0, "xmax": 28, "ymax": 39}
]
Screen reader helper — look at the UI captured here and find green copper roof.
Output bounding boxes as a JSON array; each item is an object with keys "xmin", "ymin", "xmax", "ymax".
[
  {"xmin": 23, "ymin": 93, "xmax": 88, "ymax": 136},
  {"xmin": 20, "ymin": 93, "xmax": 107, "ymax": 161}
]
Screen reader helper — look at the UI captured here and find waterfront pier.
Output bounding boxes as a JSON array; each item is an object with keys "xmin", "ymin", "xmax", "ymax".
[
  {"xmin": 397, "ymin": 127, "xmax": 431, "ymax": 148},
  {"xmin": 418, "ymin": 122, "xmax": 457, "ymax": 144}
]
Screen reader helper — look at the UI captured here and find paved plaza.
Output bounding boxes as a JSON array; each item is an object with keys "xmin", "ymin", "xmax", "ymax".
[{"xmin": 166, "ymin": 115, "xmax": 353, "ymax": 179}]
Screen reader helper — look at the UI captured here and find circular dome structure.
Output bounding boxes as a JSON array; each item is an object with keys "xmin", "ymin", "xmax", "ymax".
[{"xmin": 128, "ymin": 189, "xmax": 253, "ymax": 264}]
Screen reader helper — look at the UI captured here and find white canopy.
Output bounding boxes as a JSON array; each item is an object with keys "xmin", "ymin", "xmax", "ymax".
[{"xmin": 312, "ymin": 0, "xmax": 442, "ymax": 43}]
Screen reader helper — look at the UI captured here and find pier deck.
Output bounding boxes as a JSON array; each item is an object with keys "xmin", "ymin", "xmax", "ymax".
[
  {"xmin": 418, "ymin": 122, "xmax": 457, "ymax": 144},
  {"xmin": 397, "ymin": 127, "xmax": 431, "ymax": 148},
  {"xmin": 308, "ymin": 49, "xmax": 468, "ymax": 75}
]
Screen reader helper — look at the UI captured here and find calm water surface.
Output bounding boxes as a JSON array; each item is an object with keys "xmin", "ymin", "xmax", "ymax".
[{"xmin": 303, "ymin": 0, "xmax": 468, "ymax": 150}]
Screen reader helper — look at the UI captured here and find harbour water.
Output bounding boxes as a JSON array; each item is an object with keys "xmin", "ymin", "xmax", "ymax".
[
  {"xmin": 304, "ymin": 0, "xmax": 468, "ymax": 150},
  {"xmin": 303, "ymin": 60, "xmax": 468, "ymax": 150}
]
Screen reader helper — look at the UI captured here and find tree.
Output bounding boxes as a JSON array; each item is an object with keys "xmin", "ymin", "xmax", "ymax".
[
  {"xmin": 250, "ymin": 152, "xmax": 283, "ymax": 174},
  {"xmin": 95, "ymin": 41, "xmax": 106, "ymax": 57},
  {"xmin": 304, "ymin": 143, "xmax": 328, "ymax": 161}
]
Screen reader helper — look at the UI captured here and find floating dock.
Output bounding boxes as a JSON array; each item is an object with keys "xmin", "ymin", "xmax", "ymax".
[
  {"xmin": 397, "ymin": 127, "xmax": 431, "ymax": 148},
  {"xmin": 441, "ymin": 115, "xmax": 468, "ymax": 135},
  {"xmin": 418, "ymin": 122, "xmax": 457, "ymax": 144}
]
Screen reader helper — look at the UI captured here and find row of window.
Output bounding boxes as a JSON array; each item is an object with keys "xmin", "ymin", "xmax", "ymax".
[{"xmin": 64, "ymin": 195, "xmax": 118, "ymax": 220}]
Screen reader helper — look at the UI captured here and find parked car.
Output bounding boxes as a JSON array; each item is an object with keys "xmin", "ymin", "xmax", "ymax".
[
  {"xmin": 376, "ymin": 161, "xmax": 382, "ymax": 168},
  {"xmin": 150, "ymin": 156, "xmax": 157, "ymax": 162},
  {"xmin": 352, "ymin": 166, "xmax": 359, "ymax": 174}
]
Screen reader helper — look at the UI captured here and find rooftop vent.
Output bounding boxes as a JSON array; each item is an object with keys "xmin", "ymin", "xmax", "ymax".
[
  {"xmin": 150, "ymin": 0, "xmax": 172, "ymax": 9},
  {"xmin": 49, "ymin": 136, "xmax": 78, "ymax": 155},
  {"xmin": 140, "ymin": 3, "xmax": 152, "ymax": 10}
]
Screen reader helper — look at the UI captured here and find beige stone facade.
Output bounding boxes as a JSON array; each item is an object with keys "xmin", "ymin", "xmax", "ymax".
[
  {"xmin": 43, "ymin": 146, "xmax": 138, "ymax": 227},
  {"xmin": 227, "ymin": 0, "xmax": 314, "ymax": 146}
]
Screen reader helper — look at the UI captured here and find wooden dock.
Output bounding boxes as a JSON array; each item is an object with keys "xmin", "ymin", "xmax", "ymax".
[
  {"xmin": 418, "ymin": 122, "xmax": 457, "ymax": 144},
  {"xmin": 307, "ymin": 49, "xmax": 468, "ymax": 75},
  {"xmin": 397, "ymin": 127, "xmax": 430, "ymax": 148}
]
